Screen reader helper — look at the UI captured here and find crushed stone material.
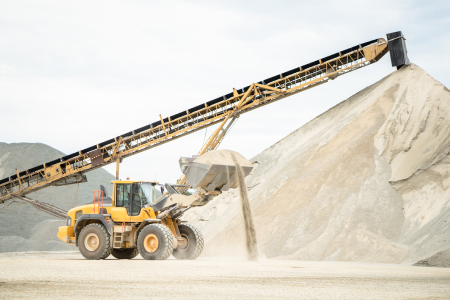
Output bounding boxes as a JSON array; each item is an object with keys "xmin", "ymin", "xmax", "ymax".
[{"xmin": 185, "ymin": 64, "xmax": 450, "ymax": 265}]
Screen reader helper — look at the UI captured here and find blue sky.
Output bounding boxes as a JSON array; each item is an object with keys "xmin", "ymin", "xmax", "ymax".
[{"xmin": 1, "ymin": 0, "xmax": 449, "ymax": 183}]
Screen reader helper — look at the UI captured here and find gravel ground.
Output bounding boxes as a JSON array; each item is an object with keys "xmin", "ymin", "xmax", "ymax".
[{"xmin": 1, "ymin": 251, "xmax": 449, "ymax": 299}]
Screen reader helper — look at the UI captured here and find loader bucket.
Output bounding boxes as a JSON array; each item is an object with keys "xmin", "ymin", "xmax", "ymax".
[{"xmin": 179, "ymin": 150, "xmax": 253, "ymax": 192}]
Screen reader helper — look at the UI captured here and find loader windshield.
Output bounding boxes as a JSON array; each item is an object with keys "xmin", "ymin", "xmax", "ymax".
[{"xmin": 138, "ymin": 183, "xmax": 163, "ymax": 206}]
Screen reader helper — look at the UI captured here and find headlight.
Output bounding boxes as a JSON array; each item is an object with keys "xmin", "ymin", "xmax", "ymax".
[{"xmin": 66, "ymin": 216, "xmax": 72, "ymax": 226}]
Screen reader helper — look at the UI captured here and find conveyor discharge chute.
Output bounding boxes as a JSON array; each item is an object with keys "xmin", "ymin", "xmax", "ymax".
[{"xmin": 387, "ymin": 31, "xmax": 410, "ymax": 69}]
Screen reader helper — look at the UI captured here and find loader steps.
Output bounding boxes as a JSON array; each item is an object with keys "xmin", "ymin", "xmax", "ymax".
[
  {"xmin": 113, "ymin": 232, "xmax": 124, "ymax": 248},
  {"xmin": 113, "ymin": 225, "xmax": 131, "ymax": 248}
]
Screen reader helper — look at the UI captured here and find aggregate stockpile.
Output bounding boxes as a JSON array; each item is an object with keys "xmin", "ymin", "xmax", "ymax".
[
  {"xmin": 0, "ymin": 143, "xmax": 114, "ymax": 253},
  {"xmin": 186, "ymin": 64, "xmax": 450, "ymax": 264}
]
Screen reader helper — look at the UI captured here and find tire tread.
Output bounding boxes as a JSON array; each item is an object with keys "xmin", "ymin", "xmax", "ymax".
[
  {"xmin": 137, "ymin": 224, "xmax": 174, "ymax": 260},
  {"xmin": 173, "ymin": 223, "xmax": 203, "ymax": 260},
  {"xmin": 78, "ymin": 223, "xmax": 111, "ymax": 260}
]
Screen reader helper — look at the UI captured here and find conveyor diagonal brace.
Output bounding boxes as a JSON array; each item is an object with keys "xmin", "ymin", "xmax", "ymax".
[{"xmin": 11, "ymin": 194, "xmax": 67, "ymax": 219}]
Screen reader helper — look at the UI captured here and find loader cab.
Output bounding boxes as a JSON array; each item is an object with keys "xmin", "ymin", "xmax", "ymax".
[{"xmin": 111, "ymin": 181, "xmax": 162, "ymax": 221}]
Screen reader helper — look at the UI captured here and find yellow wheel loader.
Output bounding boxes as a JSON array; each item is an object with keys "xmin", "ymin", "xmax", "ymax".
[{"xmin": 57, "ymin": 150, "xmax": 253, "ymax": 260}]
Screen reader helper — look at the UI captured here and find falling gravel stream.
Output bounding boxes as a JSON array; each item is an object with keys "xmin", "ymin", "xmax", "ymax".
[{"xmin": 231, "ymin": 153, "xmax": 258, "ymax": 261}]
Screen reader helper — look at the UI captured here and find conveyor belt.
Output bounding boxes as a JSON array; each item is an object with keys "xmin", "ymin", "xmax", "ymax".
[{"xmin": 0, "ymin": 35, "xmax": 393, "ymax": 203}]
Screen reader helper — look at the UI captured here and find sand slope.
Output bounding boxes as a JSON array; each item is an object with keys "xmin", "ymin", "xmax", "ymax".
[
  {"xmin": 186, "ymin": 64, "xmax": 450, "ymax": 264},
  {"xmin": 0, "ymin": 143, "xmax": 115, "ymax": 252}
]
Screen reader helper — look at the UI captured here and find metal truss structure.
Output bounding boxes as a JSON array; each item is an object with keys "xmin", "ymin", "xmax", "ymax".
[{"xmin": 0, "ymin": 37, "xmax": 389, "ymax": 203}]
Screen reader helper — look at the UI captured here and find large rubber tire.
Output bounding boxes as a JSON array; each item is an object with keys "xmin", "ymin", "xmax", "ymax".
[
  {"xmin": 78, "ymin": 223, "xmax": 111, "ymax": 260},
  {"xmin": 137, "ymin": 224, "xmax": 174, "ymax": 260},
  {"xmin": 172, "ymin": 224, "xmax": 204, "ymax": 260},
  {"xmin": 111, "ymin": 248, "xmax": 139, "ymax": 259}
]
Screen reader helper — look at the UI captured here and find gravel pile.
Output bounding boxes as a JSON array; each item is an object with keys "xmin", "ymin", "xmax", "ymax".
[
  {"xmin": 186, "ymin": 64, "xmax": 450, "ymax": 265},
  {"xmin": 0, "ymin": 142, "xmax": 114, "ymax": 252}
]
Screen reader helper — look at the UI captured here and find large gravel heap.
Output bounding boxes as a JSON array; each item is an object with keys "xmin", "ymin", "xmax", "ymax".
[
  {"xmin": 0, "ymin": 143, "xmax": 114, "ymax": 252},
  {"xmin": 186, "ymin": 64, "xmax": 450, "ymax": 265}
]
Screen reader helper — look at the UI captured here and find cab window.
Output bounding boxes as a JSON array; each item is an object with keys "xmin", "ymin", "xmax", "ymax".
[
  {"xmin": 131, "ymin": 183, "xmax": 143, "ymax": 216},
  {"xmin": 116, "ymin": 184, "xmax": 131, "ymax": 214}
]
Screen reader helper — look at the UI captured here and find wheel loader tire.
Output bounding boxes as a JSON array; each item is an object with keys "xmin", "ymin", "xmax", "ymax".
[
  {"xmin": 111, "ymin": 247, "xmax": 139, "ymax": 259},
  {"xmin": 137, "ymin": 224, "xmax": 174, "ymax": 260},
  {"xmin": 78, "ymin": 223, "xmax": 111, "ymax": 260},
  {"xmin": 172, "ymin": 224, "xmax": 204, "ymax": 260}
]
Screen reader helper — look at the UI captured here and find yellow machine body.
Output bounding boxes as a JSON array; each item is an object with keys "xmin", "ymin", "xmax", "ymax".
[
  {"xmin": 55, "ymin": 149, "xmax": 255, "ymax": 260},
  {"xmin": 57, "ymin": 180, "xmax": 160, "ymax": 247}
]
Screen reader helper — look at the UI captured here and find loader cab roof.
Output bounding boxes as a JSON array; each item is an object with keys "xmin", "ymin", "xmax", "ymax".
[{"xmin": 110, "ymin": 180, "xmax": 160, "ymax": 185}]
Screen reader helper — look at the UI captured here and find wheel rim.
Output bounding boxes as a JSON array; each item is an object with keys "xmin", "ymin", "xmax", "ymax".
[
  {"xmin": 143, "ymin": 234, "xmax": 159, "ymax": 253},
  {"xmin": 84, "ymin": 233, "xmax": 100, "ymax": 251}
]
